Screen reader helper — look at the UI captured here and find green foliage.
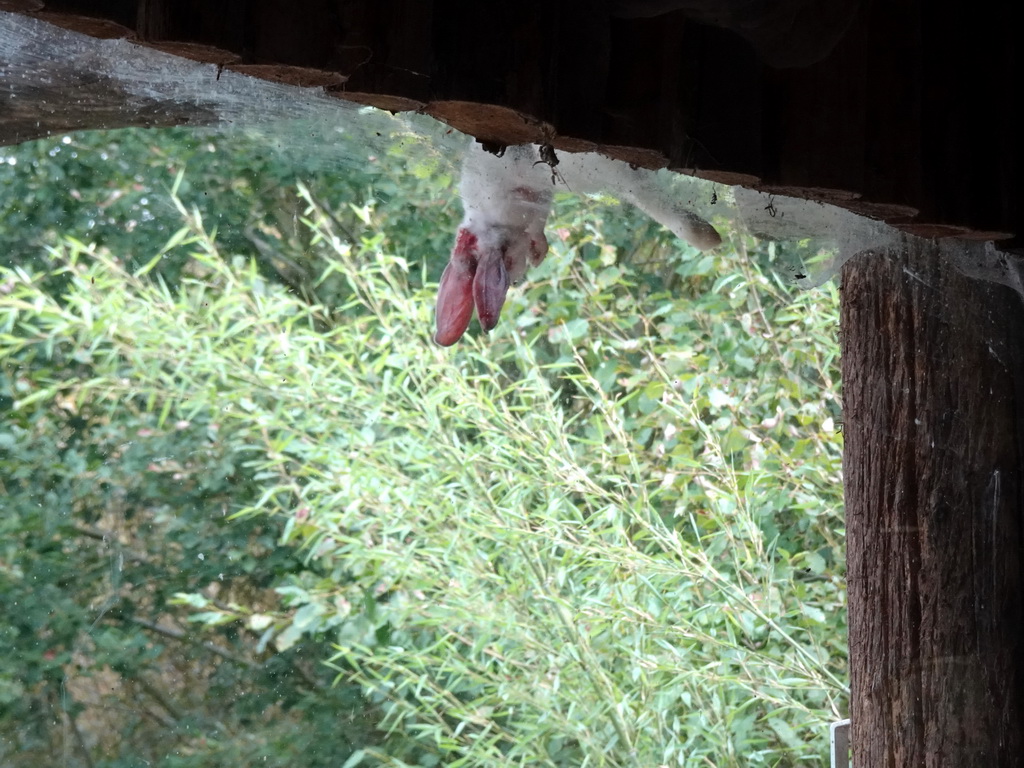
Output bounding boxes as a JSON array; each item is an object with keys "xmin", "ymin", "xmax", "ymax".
[
  {"xmin": 0, "ymin": 125, "xmax": 844, "ymax": 767},
  {"xmin": 0, "ymin": 121, "xmax": 455, "ymax": 290}
]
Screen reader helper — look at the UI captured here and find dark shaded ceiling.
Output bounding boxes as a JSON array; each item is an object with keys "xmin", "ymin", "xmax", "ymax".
[{"xmin": 3, "ymin": 0, "xmax": 1020, "ymax": 244}]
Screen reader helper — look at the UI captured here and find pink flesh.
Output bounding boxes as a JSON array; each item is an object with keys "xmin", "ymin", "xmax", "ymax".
[
  {"xmin": 472, "ymin": 248, "xmax": 510, "ymax": 332},
  {"xmin": 434, "ymin": 230, "xmax": 478, "ymax": 346},
  {"xmin": 434, "ymin": 227, "xmax": 541, "ymax": 345}
]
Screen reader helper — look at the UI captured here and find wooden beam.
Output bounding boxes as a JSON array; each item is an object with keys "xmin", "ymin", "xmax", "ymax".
[
  {"xmin": 842, "ymin": 242, "xmax": 1024, "ymax": 767},
  {"xmin": 1, "ymin": 2, "xmax": 1020, "ymax": 241}
]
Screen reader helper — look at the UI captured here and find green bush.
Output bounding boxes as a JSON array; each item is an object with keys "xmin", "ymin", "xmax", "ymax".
[{"xmin": 0, "ymin": 127, "xmax": 844, "ymax": 767}]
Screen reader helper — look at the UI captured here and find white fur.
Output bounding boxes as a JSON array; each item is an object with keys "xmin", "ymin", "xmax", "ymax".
[
  {"xmin": 458, "ymin": 145, "xmax": 554, "ymax": 284},
  {"xmin": 457, "ymin": 142, "xmax": 721, "ymax": 263}
]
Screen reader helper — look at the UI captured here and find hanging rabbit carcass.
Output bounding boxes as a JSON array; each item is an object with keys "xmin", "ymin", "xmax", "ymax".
[{"xmin": 434, "ymin": 142, "xmax": 723, "ymax": 346}]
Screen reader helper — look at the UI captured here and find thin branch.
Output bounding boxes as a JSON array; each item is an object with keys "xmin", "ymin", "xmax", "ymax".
[
  {"xmin": 127, "ymin": 614, "xmax": 326, "ymax": 693},
  {"xmin": 71, "ymin": 524, "xmax": 149, "ymax": 563},
  {"xmin": 127, "ymin": 615, "xmax": 257, "ymax": 668},
  {"xmin": 133, "ymin": 674, "xmax": 184, "ymax": 722},
  {"xmin": 52, "ymin": 690, "xmax": 96, "ymax": 768}
]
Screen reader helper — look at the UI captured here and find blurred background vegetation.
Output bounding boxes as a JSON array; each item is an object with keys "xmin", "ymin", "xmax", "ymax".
[{"xmin": 0, "ymin": 116, "xmax": 845, "ymax": 767}]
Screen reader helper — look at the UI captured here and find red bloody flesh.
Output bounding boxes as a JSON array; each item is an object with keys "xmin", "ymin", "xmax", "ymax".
[
  {"xmin": 434, "ymin": 229, "xmax": 478, "ymax": 346},
  {"xmin": 435, "ymin": 228, "xmax": 517, "ymax": 345},
  {"xmin": 472, "ymin": 248, "xmax": 510, "ymax": 331},
  {"xmin": 434, "ymin": 191, "xmax": 550, "ymax": 346}
]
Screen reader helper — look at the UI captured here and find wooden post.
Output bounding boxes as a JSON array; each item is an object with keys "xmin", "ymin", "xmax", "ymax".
[{"xmin": 842, "ymin": 241, "xmax": 1024, "ymax": 766}]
